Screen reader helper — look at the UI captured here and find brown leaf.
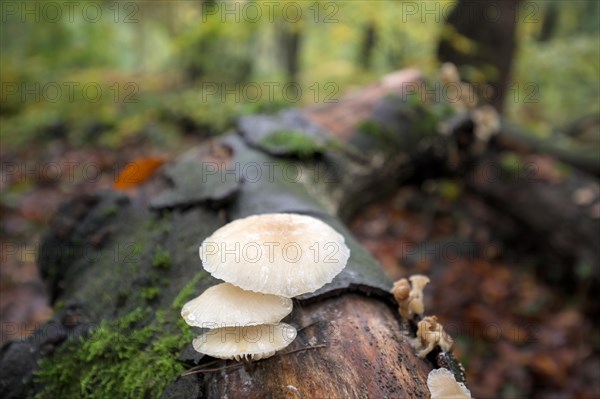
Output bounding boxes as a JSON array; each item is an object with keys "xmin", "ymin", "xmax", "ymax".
[{"xmin": 113, "ymin": 157, "xmax": 165, "ymax": 190}]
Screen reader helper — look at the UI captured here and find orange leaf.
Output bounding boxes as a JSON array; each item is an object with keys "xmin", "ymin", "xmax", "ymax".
[{"xmin": 113, "ymin": 157, "xmax": 165, "ymax": 190}]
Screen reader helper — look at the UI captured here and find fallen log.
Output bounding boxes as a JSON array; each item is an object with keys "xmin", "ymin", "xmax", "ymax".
[
  {"xmin": 1, "ymin": 71, "xmax": 443, "ymax": 398},
  {"xmin": 2, "ymin": 69, "xmax": 597, "ymax": 398}
]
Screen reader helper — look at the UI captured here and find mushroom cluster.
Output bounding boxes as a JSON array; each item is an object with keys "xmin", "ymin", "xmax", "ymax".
[
  {"xmin": 391, "ymin": 274, "xmax": 430, "ymax": 320},
  {"xmin": 427, "ymin": 368, "xmax": 472, "ymax": 399},
  {"xmin": 412, "ymin": 316, "xmax": 454, "ymax": 358},
  {"xmin": 391, "ymin": 275, "xmax": 471, "ymax": 397},
  {"xmin": 181, "ymin": 213, "xmax": 350, "ymax": 361}
]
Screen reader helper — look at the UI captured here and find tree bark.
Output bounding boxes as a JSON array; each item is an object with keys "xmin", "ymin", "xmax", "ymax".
[
  {"xmin": 358, "ymin": 21, "xmax": 377, "ymax": 70},
  {"xmin": 277, "ymin": 21, "xmax": 303, "ymax": 83},
  {"xmin": 437, "ymin": 0, "xmax": 522, "ymax": 112},
  {"xmin": 203, "ymin": 294, "xmax": 430, "ymax": 398}
]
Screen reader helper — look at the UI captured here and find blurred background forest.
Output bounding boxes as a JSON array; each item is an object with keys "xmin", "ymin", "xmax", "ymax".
[
  {"xmin": 1, "ymin": 1, "xmax": 599, "ymax": 398},
  {"xmin": 2, "ymin": 0, "xmax": 598, "ymax": 151}
]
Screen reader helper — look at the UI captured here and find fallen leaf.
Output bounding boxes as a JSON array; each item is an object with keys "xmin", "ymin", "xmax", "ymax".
[{"xmin": 113, "ymin": 157, "xmax": 165, "ymax": 190}]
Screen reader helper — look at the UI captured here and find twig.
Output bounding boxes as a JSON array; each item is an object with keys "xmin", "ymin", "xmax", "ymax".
[{"xmin": 179, "ymin": 344, "xmax": 327, "ymax": 376}]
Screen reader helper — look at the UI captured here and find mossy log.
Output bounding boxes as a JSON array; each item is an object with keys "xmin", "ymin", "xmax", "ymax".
[
  {"xmin": 2, "ymin": 70, "xmax": 598, "ymax": 398},
  {"xmin": 1, "ymin": 71, "xmax": 440, "ymax": 398}
]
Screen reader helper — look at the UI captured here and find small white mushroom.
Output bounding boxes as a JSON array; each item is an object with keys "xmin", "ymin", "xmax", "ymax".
[
  {"xmin": 181, "ymin": 283, "xmax": 293, "ymax": 328},
  {"xmin": 391, "ymin": 278, "xmax": 412, "ymax": 319},
  {"xmin": 412, "ymin": 316, "xmax": 454, "ymax": 358},
  {"xmin": 427, "ymin": 368, "xmax": 472, "ymax": 399},
  {"xmin": 192, "ymin": 323, "xmax": 297, "ymax": 361},
  {"xmin": 199, "ymin": 213, "xmax": 350, "ymax": 297},
  {"xmin": 440, "ymin": 62, "xmax": 461, "ymax": 86},
  {"xmin": 408, "ymin": 275, "xmax": 430, "ymax": 316},
  {"xmin": 440, "ymin": 62, "xmax": 478, "ymax": 111},
  {"xmin": 472, "ymin": 104, "xmax": 500, "ymax": 144},
  {"xmin": 391, "ymin": 274, "xmax": 430, "ymax": 319}
]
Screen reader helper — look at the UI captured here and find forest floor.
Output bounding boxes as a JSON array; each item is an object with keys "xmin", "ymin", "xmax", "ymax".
[
  {"xmin": 351, "ymin": 187, "xmax": 599, "ymax": 399},
  {"xmin": 1, "ymin": 134, "xmax": 598, "ymax": 398}
]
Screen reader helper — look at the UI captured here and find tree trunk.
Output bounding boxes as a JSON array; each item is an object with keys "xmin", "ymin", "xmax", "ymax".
[
  {"xmin": 437, "ymin": 0, "xmax": 522, "ymax": 112},
  {"xmin": 358, "ymin": 21, "xmax": 377, "ymax": 70},
  {"xmin": 277, "ymin": 21, "xmax": 303, "ymax": 83}
]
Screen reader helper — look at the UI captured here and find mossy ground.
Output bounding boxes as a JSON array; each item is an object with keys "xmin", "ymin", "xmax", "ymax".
[{"xmin": 33, "ymin": 273, "xmax": 205, "ymax": 399}]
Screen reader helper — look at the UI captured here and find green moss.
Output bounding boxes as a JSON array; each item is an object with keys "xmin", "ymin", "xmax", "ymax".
[
  {"xmin": 53, "ymin": 300, "xmax": 65, "ymax": 312},
  {"xmin": 33, "ymin": 273, "xmax": 206, "ymax": 399},
  {"xmin": 407, "ymin": 91, "xmax": 454, "ymax": 137},
  {"xmin": 145, "ymin": 218, "xmax": 171, "ymax": 234},
  {"xmin": 151, "ymin": 246, "xmax": 172, "ymax": 269},
  {"xmin": 359, "ymin": 90, "xmax": 456, "ymax": 149},
  {"xmin": 259, "ymin": 129, "xmax": 324, "ymax": 158},
  {"xmin": 358, "ymin": 120, "xmax": 401, "ymax": 148},
  {"xmin": 101, "ymin": 204, "xmax": 119, "ymax": 218},
  {"xmin": 132, "ymin": 243, "xmax": 143, "ymax": 256},
  {"xmin": 438, "ymin": 180, "xmax": 462, "ymax": 202},
  {"xmin": 171, "ymin": 273, "xmax": 206, "ymax": 311},
  {"xmin": 500, "ymin": 152, "xmax": 523, "ymax": 174},
  {"xmin": 141, "ymin": 286, "xmax": 160, "ymax": 302}
]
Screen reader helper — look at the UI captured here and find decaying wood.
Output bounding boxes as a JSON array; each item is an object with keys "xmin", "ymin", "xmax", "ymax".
[
  {"xmin": 305, "ymin": 74, "xmax": 600, "ymax": 291},
  {"xmin": 201, "ymin": 295, "xmax": 431, "ymax": 398},
  {"xmin": 305, "ymin": 68, "xmax": 422, "ymax": 139}
]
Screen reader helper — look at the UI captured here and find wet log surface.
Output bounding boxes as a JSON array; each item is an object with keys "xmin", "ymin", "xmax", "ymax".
[{"xmin": 201, "ymin": 295, "xmax": 430, "ymax": 398}]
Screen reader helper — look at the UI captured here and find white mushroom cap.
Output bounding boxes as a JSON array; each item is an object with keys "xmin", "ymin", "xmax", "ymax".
[
  {"xmin": 427, "ymin": 368, "xmax": 472, "ymax": 398},
  {"xmin": 199, "ymin": 213, "xmax": 350, "ymax": 297},
  {"xmin": 192, "ymin": 323, "xmax": 297, "ymax": 361},
  {"xmin": 181, "ymin": 283, "xmax": 293, "ymax": 328}
]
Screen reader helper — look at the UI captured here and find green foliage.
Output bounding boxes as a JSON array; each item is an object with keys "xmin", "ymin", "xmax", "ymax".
[
  {"xmin": 33, "ymin": 273, "xmax": 206, "ymax": 399},
  {"xmin": 1, "ymin": 0, "xmax": 597, "ymax": 164},
  {"xmin": 175, "ymin": 6, "xmax": 258, "ymax": 83},
  {"xmin": 509, "ymin": 35, "xmax": 600, "ymax": 135},
  {"xmin": 259, "ymin": 130, "xmax": 324, "ymax": 158}
]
